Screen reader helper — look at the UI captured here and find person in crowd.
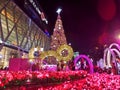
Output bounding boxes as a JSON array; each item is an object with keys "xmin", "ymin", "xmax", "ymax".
[
  {"xmin": 71, "ymin": 61, "xmax": 75, "ymax": 70},
  {"xmin": 111, "ymin": 62, "xmax": 117, "ymax": 75},
  {"xmin": 68, "ymin": 60, "xmax": 75, "ymax": 71},
  {"xmin": 57, "ymin": 62, "xmax": 61, "ymax": 71},
  {"xmin": 32, "ymin": 63, "xmax": 39, "ymax": 71},
  {"xmin": 60, "ymin": 60, "xmax": 64, "ymax": 70},
  {"xmin": 32, "ymin": 63, "xmax": 36, "ymax": 71}
]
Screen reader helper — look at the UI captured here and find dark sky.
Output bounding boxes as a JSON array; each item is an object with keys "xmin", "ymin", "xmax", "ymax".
[{"xmin": 38, "ymin": 0, "xmax": 120, "ymax": 55}]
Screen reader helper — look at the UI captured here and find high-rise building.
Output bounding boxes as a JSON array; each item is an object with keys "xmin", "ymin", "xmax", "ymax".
[{"xmin": 0, "ymin": 0, "xmax": 51, "ymax": 67}]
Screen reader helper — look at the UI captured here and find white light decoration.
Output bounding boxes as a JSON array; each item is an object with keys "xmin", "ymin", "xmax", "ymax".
[
  {"xmin": 103, "ymin": 43, "xmax": 120, "ymax": 68},
  {"xmin": 78, "ymin": 61, "xmax": 81, "ymax": 64},
  {"xmin": 0, "ymin": 39, "xmax": 3, "ymax": 43},
  {"xmin": 0, "ymin": 54, "xmax": 2, "ymax": 58},
  {"xmin": 64, "ymin": 61, "xmax": 67, "ymax": 63},
  {"xmin": 58, "ymin": 27, "xmax": 61, "ymax": 29},
  {"xmin": 29, "ymin": 59, "xmax": 33, "ymax": 62},
  {"xmin": 45, "ymin": 20, "xmax": 48, "ymax": 24},
  {"xmin": 29, "ymin": 0, "xmax": 41, "ymax": 14},
  {"xmin": 68, "ymin": 43, "xmax": 71, "ymax": 46},
  {"xmin": 59, "ymin": 24, "xmax": 61, "ymax": 26},
  {"xmin": 40, "ymin": 48, "xmax": 44, "ymax": 51},
  {"xmin": 34, "ymin": 48, "xmax": 37, "ymax": 51},
  {"xmin": 56, "ymin": 8, "xmax": 62, "ymax": 14}
]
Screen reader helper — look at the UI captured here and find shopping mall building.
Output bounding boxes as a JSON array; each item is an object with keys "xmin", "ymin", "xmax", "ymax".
[{"xmin": 0, "ymin": 0, "xmax": 51, "ymax": 67}]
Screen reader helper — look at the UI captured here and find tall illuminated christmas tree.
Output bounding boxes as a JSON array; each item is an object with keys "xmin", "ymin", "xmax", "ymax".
[{"xmin": 50, "ymin": 9, "xmax": 67, "ymax": 50}]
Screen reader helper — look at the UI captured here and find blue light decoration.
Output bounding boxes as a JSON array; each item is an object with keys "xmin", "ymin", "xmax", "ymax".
[{"xmin": 45, "ymin": 29, "xmax": 50, "ymax": 37}]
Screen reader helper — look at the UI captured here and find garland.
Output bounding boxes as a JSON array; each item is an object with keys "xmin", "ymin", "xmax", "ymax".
[
  {"xmin": 40, "ymin": 50, "xmax": 61, "ymax": 61},
  {"xmin": 40, "ymin": 44, "xmax": 74, "ymax": 62},
  {"xmin": 57, "ymin": 44, "xmax": 74, "ymax": 61}
]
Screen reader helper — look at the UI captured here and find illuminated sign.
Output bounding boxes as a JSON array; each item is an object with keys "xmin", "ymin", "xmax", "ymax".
[
  {"xmin": 29, "ymin": 0, "xmax": 48, "ymax": 24},
  {"xmin": 29, "ymin": 0, "xmax": 41, "ymax": 15}
]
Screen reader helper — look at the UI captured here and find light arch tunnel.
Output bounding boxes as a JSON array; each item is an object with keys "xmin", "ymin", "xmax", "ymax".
[
  {"xmin": 104, "ymin": 43, "xmax": 120, "ymax": 68},
  {"xmin": 74, "ymin": 55, "xmax": 94, "ymax": 73}
]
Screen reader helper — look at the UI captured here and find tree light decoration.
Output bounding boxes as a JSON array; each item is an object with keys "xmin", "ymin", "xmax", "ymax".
[{"xmin": 50, "ymin": 8, "xmax": 67, "ymax": 50}]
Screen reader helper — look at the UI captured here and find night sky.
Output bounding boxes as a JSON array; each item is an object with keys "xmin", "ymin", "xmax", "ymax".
[{"xmin": 39, "ymin": 0, "xmax": 120, "ymax": 57}]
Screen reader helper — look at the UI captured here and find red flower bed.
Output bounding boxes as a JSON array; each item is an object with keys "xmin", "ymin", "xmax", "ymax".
[
  {"xmin": 37, "ymin": 73, "xmax": 120, "ymax": 90},
  {"xmin": 0, "ymin": 70, "xmax": 87, "ymax": 89},
  {"xmin": 83, "ymin": 73, "xmax": 120, "ymax": 89},
  {"xmin": 0, "ymin": 71, "xmax": 120, "ymax": 90}
]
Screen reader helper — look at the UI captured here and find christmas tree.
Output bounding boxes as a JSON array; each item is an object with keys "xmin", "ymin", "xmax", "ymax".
[{"xmin": 50, "ymin": 9, "xmax": 67, "ymax": 50}]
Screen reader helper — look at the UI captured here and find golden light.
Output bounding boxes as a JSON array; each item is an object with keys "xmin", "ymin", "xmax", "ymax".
[
  {"xmin": 29, "ymin": 59, "xmax": 33, "ymax": 62},
  {"xmin": 118, "ymin": 34, "xmax": 120, "ymax": 39}
]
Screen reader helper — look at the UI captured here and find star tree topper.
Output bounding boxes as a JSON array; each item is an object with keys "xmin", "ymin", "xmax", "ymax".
[{"xmin": 56, "ymin": 8, "xmax": 62, "ymax": 15}]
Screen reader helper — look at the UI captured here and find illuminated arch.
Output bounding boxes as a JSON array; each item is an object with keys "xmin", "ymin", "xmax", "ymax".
[
  {"xmin": 40, "ymin": 50, "xmax": 61, "ymax": 61},
  {"xmin": 74, "ymin": 55, "xmax": 94, "ymax": 73},
  {"xmin": 109, "ymin": 43, "xmax": 120, "ymax": 50},
  {"xmin": 104, "ymin": 43, "xmax": 120, "ymax": 68},
  {"xmin": 103, "ymin": 48, "xmax": 115, "ymax": 68},
  {"xmin": 112, "ymin": 49, "xmax": 120, "ymax": 58}
]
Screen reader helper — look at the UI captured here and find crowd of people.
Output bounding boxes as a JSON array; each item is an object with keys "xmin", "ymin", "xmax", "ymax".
[
  {"xmin": 0, "ymin": 57, "xmax": 119, "ymax": 75},
  {"xmin": 57, "ymin": 60, "xmax": 75, "ymax": 71}
]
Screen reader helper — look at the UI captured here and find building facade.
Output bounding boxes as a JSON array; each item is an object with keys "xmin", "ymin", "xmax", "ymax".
[{"xmin": 0, "ymin": 0, "xmax": 51, "ymax": 67}]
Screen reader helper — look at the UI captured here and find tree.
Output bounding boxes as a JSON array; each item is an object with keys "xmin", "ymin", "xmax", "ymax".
[{"xmin": 50, "ymin": 12, "xmax": 67, "ymax": 50}]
